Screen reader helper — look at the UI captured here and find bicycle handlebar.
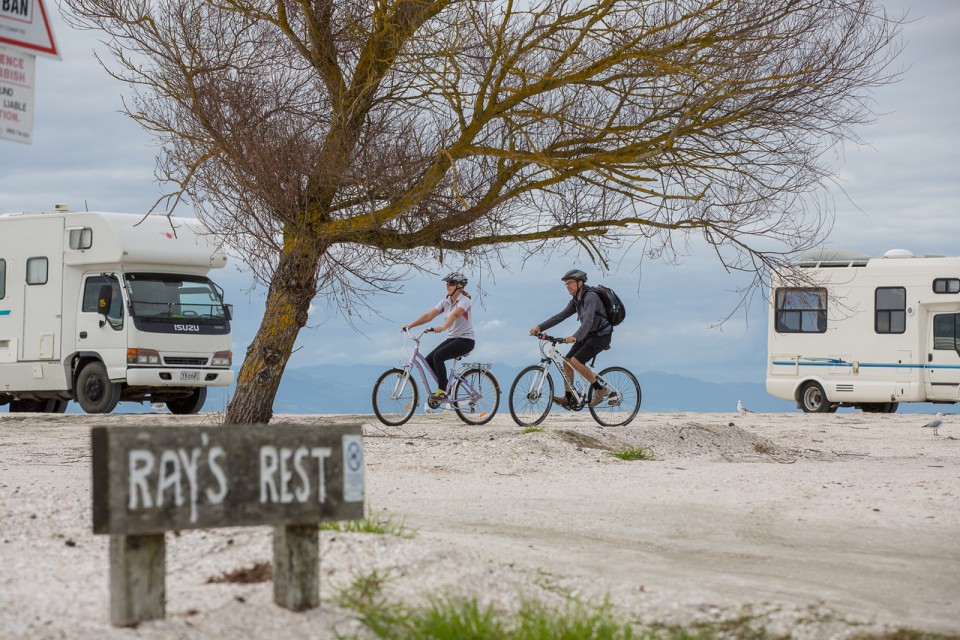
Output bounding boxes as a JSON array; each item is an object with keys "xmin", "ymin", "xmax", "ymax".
[
  {"xmin": 535, "ymin": 332, "xmax": 565, "ymax": 345},
  {"xmin": 401, "ymin": 327, "xmax": 435, "ymax": 340}
]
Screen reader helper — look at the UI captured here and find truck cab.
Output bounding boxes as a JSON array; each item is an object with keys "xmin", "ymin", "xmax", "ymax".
[{"xmin": 0, "ymin": 207, "xmax": 235, "ymax": 414}]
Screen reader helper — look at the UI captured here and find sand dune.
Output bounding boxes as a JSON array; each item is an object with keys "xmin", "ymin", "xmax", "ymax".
[{"xmin": 1, "ymin": 411, "xmax": 957, "ymax": 638}]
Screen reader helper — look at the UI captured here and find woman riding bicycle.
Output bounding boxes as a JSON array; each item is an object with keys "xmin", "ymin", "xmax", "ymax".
[
  {"xmin": 529, "ymin": 269, "xmax": 612, "ymax": 409},
  {"xmin": 402, "ymin": 272, "xmax": 475, "ymax": 401}
]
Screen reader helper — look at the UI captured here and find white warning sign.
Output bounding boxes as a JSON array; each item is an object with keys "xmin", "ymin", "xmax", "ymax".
[{"xmin": 0, "ymin": 44, "xmax": 34, "ymax": 144}]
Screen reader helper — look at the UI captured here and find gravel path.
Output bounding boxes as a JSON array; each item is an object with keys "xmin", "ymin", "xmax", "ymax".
[{"xmin": 1, "ymin": 411, "xmax": 957, "ymax": 638}]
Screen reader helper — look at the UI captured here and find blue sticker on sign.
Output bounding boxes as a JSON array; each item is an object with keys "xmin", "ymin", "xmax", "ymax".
[{"xmin": 342, "ymin": 435, "xmax": 364, "ymax": 502}]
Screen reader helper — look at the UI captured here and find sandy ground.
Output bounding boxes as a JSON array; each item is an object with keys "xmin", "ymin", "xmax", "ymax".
[{"xmin": 0, "ymin": 410, "xmax": 958, "ymax": 639}]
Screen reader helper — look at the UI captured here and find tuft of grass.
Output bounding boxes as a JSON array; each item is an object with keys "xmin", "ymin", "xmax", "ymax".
[
  {"xmin": 337, "ymin": 586, "xmax": 638, "ymax": 640},
  {"xmin": 608, "ymin": 446, "xmax": 654, "ymax": 461},
  {"xmin": 319, "ymin": 513, "xmax": 415, "ymax": 538},
  {"xmin": 334, "ymin": 578, "xmax": 958, "ymax": 640},
  {"xmin": 520, "ymin": 426, "xmax": 545, "ymax": 434}
]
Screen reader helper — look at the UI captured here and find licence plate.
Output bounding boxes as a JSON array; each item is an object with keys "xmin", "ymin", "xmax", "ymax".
[{"xmin": 180, "ymin": 371, "xmax": 201, "ymax": 381}]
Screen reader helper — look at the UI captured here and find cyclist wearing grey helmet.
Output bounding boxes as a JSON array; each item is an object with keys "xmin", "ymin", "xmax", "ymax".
[
  {"xmin": 529, "ymin": 269, "xmax": 612, "ymax": 409},
  {"xmin": 403, "ymin": 272, "xmax": 476, "ymax": 402}
]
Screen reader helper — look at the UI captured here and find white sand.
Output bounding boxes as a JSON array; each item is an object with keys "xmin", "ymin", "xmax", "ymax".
[{"xmin": 1, "ymin": 411, "xmax": 958, "ymax": 638}]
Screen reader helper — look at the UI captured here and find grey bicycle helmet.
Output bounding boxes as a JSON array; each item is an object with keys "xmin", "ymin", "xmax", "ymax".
[
  {"xmin": 561, "ymin": 269, "xmax": 587, "ymax": 282},
  {"xmin": 442, "ymin": 272, "xmax": 468, "ymax": 286}
]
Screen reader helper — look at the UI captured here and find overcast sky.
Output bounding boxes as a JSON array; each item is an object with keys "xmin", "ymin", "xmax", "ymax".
[{"xmin": 2, "ymin": 0, "xmax": 958, "ymax": 387}]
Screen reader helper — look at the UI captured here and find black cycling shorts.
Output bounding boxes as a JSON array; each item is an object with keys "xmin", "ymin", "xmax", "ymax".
[{"xmin": 566, "ymin": 332, "xmax": 612, "ymax": 366}]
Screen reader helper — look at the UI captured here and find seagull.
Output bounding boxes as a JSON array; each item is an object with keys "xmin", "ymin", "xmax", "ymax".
[
  {"xmin": 920, "ymin": 412, "xmax": 944, "ymax": 436},
  {"xmin": 737, "ymin": 400, "xmax": 753, "ymax": 415}
]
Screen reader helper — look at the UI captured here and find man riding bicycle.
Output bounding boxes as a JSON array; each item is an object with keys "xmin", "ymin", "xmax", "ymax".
[{"xmin": 529, "ymin": 269, "xmax": 612, "ymax": 409}]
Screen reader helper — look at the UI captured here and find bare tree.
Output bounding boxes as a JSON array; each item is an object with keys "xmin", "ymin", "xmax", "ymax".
[{"xmin": 64, "ymin": 0, "xmax": 901, "ymax": 424}]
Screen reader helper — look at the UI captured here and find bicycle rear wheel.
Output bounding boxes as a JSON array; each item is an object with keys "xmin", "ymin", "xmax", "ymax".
[
  {"xmin": 372, "ymin": 368, "xmax": 418, "ymax": 426},
  {"xmin": 508, "ymin": 365, "xmax": 554, "ymax": 427},
  {"xmin": 588, "ymin": 366, "xmax": 640, "ymax": 427},
  {"xmin": 453, "ymin": 368, "xmax": 500, "ymax": 425}
]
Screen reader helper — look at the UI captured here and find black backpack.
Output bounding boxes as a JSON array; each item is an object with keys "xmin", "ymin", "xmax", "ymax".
[{"xmin": 592, "ymin": 285, "xmax": 626, "ymax": 327}]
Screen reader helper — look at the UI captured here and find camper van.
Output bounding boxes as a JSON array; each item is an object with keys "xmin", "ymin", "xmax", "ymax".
[
  {"xmin": 0, "ymin": 206, "xmax": 234, "ymax": 414},
  {"xmin": 767, "ymin": 249, "xmax": 960, "ymax": 413}
]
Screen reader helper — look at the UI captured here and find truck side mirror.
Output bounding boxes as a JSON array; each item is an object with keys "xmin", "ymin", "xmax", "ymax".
[
  {"xmin": 97, "ymin": 284, "xmax": 113, "ymax": 317},
  {"xmin": 224, "ymin": 304, "xmax": 233, "ymax": 322}
]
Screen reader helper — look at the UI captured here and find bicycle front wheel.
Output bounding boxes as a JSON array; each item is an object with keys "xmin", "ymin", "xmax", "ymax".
[
  {"xmin": 453, "ymin": 368, "xmax": 500, "ymax": 425},
  {"xmin": 589, "ymin": 366, "xmax": 641, "ymax": 427},
  {"xmin": 372, "ymin": 368, "xmax": 418, "ymax": 426},
  {"xmin": 509, "ymin": 365, "xmax": 554, "ymax": 427}
]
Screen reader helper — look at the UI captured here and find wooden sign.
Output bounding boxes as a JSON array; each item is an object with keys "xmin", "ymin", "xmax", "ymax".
[
  {"xmin": 92, "ymin": 422, "xmax": 365, "ymax": 626},
  {"xmin": 92, "ymin": 423, "xmax": 364, "ymax": 534}
]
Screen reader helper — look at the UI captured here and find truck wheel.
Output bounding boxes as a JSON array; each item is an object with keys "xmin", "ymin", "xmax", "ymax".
[
  {"xmin": 166, "ymin": 387, "xmax": 207, "ymax": 415},
  {"xmin": 49, "ymin": 399, "xmax": 69, "ymax": 413},
  {"xmin": 77, "ymin": 362, "xmax": 121, "ymax": 414},
  {"xmin": 886, "ymin": 402, "xmax": 899, "ymax": 414},
  {"xmin": 799, "ymin": 382, "xmax": 831, "ymax": 413}
]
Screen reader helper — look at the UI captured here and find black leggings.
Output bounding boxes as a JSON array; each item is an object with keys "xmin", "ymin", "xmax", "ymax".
[{"xmin": 425, "ymin": 338, "xmax": 475, "ymax": 391}]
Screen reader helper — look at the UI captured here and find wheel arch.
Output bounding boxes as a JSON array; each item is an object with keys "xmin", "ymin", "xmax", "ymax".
[{"xmin": 793, "ymin": 377, "xmax": 830, "ymax": 407}]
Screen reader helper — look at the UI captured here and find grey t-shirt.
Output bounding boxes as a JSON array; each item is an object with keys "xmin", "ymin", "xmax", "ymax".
[{"xmin": 434, "ymin": 295, "xmax": 475, "ymax": 339}]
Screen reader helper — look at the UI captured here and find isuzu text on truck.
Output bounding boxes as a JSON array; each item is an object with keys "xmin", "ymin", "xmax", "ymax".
[{"xmin": 0, "ymin": 206, "xmax": 234, "ymax": 414}]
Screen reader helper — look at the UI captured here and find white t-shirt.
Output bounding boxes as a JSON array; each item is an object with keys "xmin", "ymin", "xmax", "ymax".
[{"xmin": 434, "ymin": 295, "xmax": 475, "ymax": 340}]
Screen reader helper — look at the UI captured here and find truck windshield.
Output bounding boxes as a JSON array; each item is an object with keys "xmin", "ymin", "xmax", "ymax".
[{"xmin": 124, "ymin": 273, "xmax": 228, "ymax": 323}]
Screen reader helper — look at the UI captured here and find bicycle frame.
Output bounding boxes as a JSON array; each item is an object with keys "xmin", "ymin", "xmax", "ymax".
[
  {"xmin": 527, "ymin": 335, "xmax": 613, "ymax": 409},
  {"xmin": 391, "ymin": 329, "xmax": 485, "ymax": 407},
  {"xmin": 537, "ymin": 334, "xmax": 587, "ymax": 408}
]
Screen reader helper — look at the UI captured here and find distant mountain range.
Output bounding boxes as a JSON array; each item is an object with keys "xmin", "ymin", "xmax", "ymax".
[
  {"xmin": 200, "ymin": 363, "xmax": 904, "ymax": 415},
  {"xmin": 56, "ymin": 363, "xmax": 944, "ymax": 415}
]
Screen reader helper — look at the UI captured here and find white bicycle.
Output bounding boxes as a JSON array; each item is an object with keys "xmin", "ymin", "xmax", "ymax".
[{"xmin": 508, "ymin": 334, "xmax": 641, "ymax": 427}]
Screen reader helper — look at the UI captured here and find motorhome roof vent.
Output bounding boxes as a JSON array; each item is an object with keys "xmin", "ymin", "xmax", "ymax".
[
  {"xmin": 882, "ymin": 248, "xmax": 914, "ymax": 259},
  {"xmin": 53, "ymin": 203, "xmax": 70, "ymax": 212}
]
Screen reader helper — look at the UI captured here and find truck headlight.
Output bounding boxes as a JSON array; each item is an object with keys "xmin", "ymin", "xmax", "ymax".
[
  {"xmin": 127, "ymin": 348, "xmax": 161, "ymax": 365},
  {"xmin": 211, "ymin": 351, "xmax": 232, "ymax": 367}
]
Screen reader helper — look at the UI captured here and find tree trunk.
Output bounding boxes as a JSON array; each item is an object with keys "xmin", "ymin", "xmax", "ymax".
[{"xmin": 225, "ymin": 236, "xmax": 324, "ymax": 425}]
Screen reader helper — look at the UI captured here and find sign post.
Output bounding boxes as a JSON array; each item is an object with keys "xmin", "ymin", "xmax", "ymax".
[{"xmin": 91, "ymin": 422, "xmax": 365, "ymax": 626}]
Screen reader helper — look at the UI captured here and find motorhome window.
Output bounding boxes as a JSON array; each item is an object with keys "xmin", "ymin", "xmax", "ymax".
[
  {"xmin": 26, "ymin": 258, "xmax": 48, "ymax": 285},
  {"xmin": 875, "ymin": 287, "xmax": 906, "ymax": 334},
  {"xmin": 933, "ymin": 278, "xmax": 960, "ymax": 294},
  {"xmin": 932, "ymin": 314, "xmax": 960, "ymax": 351},
  {"xmin": 0, "ymin": 259, "xmax": 5, "ymax": 299},
  {"xmin": 68, "ymin": 228, "xmax": 94, "ymax": 250},
  {"xmin": 82, "ymin": 276, "xmax": 124, "ymax": 326},
  {"xmin": 775, "ymin": 288, "xmax": 827, "ymax": 333},
  {"xmin": 125, "ymin": 273, "xmax": 227, "ymax": 322}
]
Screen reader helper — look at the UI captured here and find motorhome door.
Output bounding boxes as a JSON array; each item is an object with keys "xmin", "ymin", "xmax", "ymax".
[
  {"xmin": 21, "ymin": 219, "xmax": 63, "ymax": 361},
  {"xmin": 925, "ymin": 312, "xmax": 960, "ymax": 402}
]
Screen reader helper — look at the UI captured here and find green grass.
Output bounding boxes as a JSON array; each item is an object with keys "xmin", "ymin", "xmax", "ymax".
[
  {"xmin": 334, "ymin": 574, "xmax": 957, "ymax": 640},
  {"xmin": 337, "ymin": 583, "xmax": 639, "ymax": 640},
  {"xmin": 520, "ymin": 426, "xmax": 545, "ymax": 434},
  {"xmin": 608, "ymin": 446, "xmax": 654, "ymax": 461},
  {"xmin": 319, "ymin": 513, "xmax": 415, "ymax": 538}
]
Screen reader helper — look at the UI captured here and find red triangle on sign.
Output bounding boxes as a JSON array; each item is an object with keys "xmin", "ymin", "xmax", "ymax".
[{"xmin": 0, "ymin": 0, "xmax": 61, "ymax": 60}]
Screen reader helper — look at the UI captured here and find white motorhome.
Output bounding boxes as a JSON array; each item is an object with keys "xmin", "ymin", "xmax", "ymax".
[
  {"xmin": 0, "ymin": 206, "xmax": 235, "ymax": 414},
  {"xmin": 767, "ymin": 249, "xmax": 960, "ymax": 413}
]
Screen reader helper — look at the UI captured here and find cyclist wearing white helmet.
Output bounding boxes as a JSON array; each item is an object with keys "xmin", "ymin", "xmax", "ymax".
[
  {"xmin": 529, "ymin": 269, "xmax": 613, "ymax": 409},
  {"xmin": 403, "ymin": 272, "xmax": 475, "ymax": 401}
]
